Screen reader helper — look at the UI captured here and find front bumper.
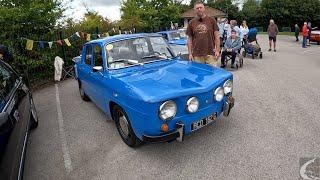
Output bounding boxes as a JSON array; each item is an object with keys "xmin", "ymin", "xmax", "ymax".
[
  {"xmin": 142, "ymin": 123, "xmax": 184, "ymax": 143},
  {"xmin": 223, "ymin": 96, "xmax": 235, "ymax": 116},
  {"xmin": 142, "ymin": 96, "xmax": 235, "ymax": 143}
]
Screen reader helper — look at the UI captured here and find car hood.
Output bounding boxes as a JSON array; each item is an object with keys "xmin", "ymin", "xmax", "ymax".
[
  {"xmin": 111, "ymin": 60, "xmax": 232, "ymax": 103},
  {"xmin": 168, "ymin": 38, "xmax": 187, "ymax": 45}
]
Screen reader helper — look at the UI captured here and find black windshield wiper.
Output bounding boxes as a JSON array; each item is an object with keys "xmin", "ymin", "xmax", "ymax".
[{"xmin": 141, "ymin": 54, "xmax": 159, "ymax": 59}]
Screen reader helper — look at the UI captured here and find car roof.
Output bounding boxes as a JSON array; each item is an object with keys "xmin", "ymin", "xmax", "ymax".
[{"xmin": 84, "ymin": 33, "xmax": 162, "ymax": 45}]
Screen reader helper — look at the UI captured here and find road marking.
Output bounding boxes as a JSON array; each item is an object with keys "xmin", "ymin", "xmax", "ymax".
[
  {"xmin": 303, "ymin": 50, "xmax": 313, "ymax": 53},
  {"xmin": 55, "ymin": 84, "xmax": 73, "ymax": 173}
]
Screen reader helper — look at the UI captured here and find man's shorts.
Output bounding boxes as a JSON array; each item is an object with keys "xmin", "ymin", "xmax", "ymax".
[
  {"xmin": 194, "ymin": 55, "xmax": 218, "ymax": 67},
  {"xmin": 269, "ymin": 36, "xmax": 277, "ymax": 42}
]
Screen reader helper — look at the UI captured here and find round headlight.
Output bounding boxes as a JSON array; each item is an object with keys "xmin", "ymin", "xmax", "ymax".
[
  {"xmin": 159, "ymin": 100, "xmax": 177, "ymax": 120},
  {"xmin": 223, "ymin": 79, "xmax": 233, "ymax": 94},
  {"xmin": 186, "ymin": 97, "xmax": 199, "ymax": 113},
  {"xmin": 214, "ymin": 87, "xmax": 224, "ymax": 102}
]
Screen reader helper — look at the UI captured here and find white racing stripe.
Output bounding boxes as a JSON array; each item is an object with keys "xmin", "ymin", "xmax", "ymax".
[{"xmin": 55, "ymin": 84, "xmax": 73, "ymax": 173}]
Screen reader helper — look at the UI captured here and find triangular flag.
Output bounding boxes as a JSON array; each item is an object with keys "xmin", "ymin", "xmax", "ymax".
[
  {"xmin": 70, "ymin": 34, "xmax": 78, "ymax": 41},
  {"xmin": 75, "ymin": 32, "xmax": 80, "ymax": 37},
  {"xmin": 119, "ymin": 30, "xmax": 121, "ymax": 34},
  {"xmin": 105, "ymin": 32, "xmax": 110, "ymax": 37},
  {"xmin": 79, "ymin": 32, "xmax": 85, "ymax": 38},
  {"xmin": 64, "ymin": 38, "xmax": 71, "ymax": 46},
  {"xmin": 26, "ymin": 39, "xmax": 33, "ymax": 50},
  {"xmin": 86, "ymin": 34, "xmax": 91, "ymax": 41},
  {"xmin": 56, "ymin": 40, "xmax": 63, "ymax": 46},
  {"xmin": 48, "ymin": 42, "xmax": 53, "ymax": 49},
  {"xmin": 39, "ymin": 41, "xmax": 45, "ymax": 49}
]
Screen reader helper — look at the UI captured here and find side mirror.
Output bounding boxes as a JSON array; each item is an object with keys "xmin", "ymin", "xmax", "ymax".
[{"xmin": 93, "ymin": 66, "xmax": 103, "ymax": 72}]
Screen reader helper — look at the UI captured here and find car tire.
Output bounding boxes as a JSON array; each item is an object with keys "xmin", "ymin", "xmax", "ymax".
[
  {"xmin": 78, "ymin": 81, "xmax": 90, "ymax": 101},
  {"xmin": 112, "ymin": 105, "xmax": 142, "ymax": 147},
  {"xmin": 29, "ymin": 97, "xmax": 38, "ymax": 130}
]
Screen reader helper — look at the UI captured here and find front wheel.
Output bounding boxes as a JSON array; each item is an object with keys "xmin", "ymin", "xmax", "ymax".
[
  {"xmin": 112, "ymin": 105, "xmax": 142, "ymax": 147},
  {"xmin": 29, "ymin": 97, "xmax": 38, "ymax": 130}
]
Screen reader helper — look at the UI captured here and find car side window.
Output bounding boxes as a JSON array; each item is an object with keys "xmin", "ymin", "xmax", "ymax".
[
  {"xmin": 85, "ymin": 45, "xmax": 92, "ymax": 66},
  {"xmin": 93, "ymin": 44, "xmax": 103, "ymax": 67},
  {"xmin": 0, "ymin": 62, "xmax": 18, "ymax": 102}
]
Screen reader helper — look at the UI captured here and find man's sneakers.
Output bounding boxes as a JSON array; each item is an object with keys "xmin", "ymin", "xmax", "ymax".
[
  {"xmin": 268, "ymin": 49, "xmax": 271, "ymax": 51},
  {"xmin": 269, "ymin": 49, "xmax": 277, "ymax": 52}
]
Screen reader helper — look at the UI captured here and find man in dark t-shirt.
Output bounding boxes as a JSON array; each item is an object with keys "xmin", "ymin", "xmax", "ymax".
[{"xmin": 186, "ymin": 1, "xmax": 220, "ymax": 67}]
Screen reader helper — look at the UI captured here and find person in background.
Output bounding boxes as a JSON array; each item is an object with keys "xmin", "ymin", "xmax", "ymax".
[
  {"xmin": 302, "ymin": 22, "xmax": 309, "ymax": 48},
  {"xmin": 217, "ymin": 18, "xmax": 226, "ymax": 48},
  {"xmin": 227, "ymin": 20, "xmax": 241, "ymax": 38},
  {"xmin": 267, "ymin": 19, "xmax": 279, "ymax": 52},
  {"xmin": 240, "ymin": 20, "xmax": 249, "ymax": 43},
  {"xmin": 306, "ymin": 21, "xmax": 318, "ymax": 46},
  {"xmin": 294, "ymin": 24, "xmax": 300, "ymax": 42},
  {"xmin": 220, "ymin": 29, "xmax": 241, "ymax": 69},
  {"xmin": 186, "ymin": 1, "xmax": 220, "ymax": 67}
]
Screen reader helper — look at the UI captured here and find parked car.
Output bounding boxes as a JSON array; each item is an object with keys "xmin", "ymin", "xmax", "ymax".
[
  {"xmin": 0, "ymin": 60, "xmax": 38, "ymax": 179},
  {"xmin": 310, "ymin": 30, "xmax": 320, "ymax": 45},
  {"xmin": 75, "ymin": 33, "xmax": 234, "ymax": 147},
  {"xmin": 157, "ymin": 30, "xmax": 189, "ymax": 59}
]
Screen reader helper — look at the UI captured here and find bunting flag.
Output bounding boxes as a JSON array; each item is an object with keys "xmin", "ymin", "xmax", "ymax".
[
  {"xmin": 48, "ymin": 42, "xmax": 53, "ymax": 49},
  {"xmin": 79, "ymin": 32, "xmax": 85, "ymax": 39},
  {"xmin": 56, "ymin": 40, "xmax": 63, "ymax": 46},
  {"xmin": 64, "ymin": 38, "xmax": 71, "ymax": 46},
  {"xmin": 39, "ymin": 41, "xmax": 45, "ymax": 49},
  {"xmin": 22, "ymin": 29, "xmax": 126, "ymax": 52},
  {"xmin": 26, "ymin": 39, "xmax": 34, "ymax": 50},
  {"xmin": 86, "ymin": 34, "xmax": 91, "ymax": 41},
  {"xmin": 70, "ymin": 34, "xmax": 78, "ymax": 41}
]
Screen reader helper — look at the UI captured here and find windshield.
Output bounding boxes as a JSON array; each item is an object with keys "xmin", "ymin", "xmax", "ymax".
[
  {"xmin": 168, "ymin": 31, "xmax": 182, "ymax": 40},
  {"xmin": 179, "ymin": 29, "xmax": 187, "ymax": 38},
  {"xmin": 106, "ymin": 36, "xmax": 174, "ymax": 69}
]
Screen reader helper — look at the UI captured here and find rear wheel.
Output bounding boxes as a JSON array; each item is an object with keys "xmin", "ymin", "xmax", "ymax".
[
  {"xmin": 112, "ymin": 105, "xmax": 141, "ymax": 147},
  {"xmin": 29, "ymin": 97, "xmax": 38, "ymax": 130},
  {"xmin": 78, "ymin": 81, "xmax": 90, "ymax": 101}
]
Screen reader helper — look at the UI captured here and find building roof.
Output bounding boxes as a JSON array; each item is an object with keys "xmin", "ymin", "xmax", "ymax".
[{"xmin": 181, "ymin": 6, "xmax": 226, "ymax": 18}]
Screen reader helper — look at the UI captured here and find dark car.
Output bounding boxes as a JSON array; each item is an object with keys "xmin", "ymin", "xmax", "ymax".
[{"xmin": 0, "ymin": 60, "xmax": 38, "ymax": 179}]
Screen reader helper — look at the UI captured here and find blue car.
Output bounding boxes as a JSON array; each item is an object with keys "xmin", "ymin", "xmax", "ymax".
[
  {"xmin": 75, "ymin": 33, "xmax": 234, "ymax": 147},
  {"xmin": 157, "ymin": 30, "xmax": 188, "ymax": 58}
]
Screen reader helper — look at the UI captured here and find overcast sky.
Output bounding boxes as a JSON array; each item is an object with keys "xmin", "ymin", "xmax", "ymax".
[{"xmin": 63, "ymin": 0, "xmax": 192, "ymax": 22}]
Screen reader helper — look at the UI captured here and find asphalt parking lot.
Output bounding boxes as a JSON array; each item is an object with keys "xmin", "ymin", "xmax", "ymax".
[{"xmin": 24, "ymin": 35, "xmax": 320, "ymax": 180}]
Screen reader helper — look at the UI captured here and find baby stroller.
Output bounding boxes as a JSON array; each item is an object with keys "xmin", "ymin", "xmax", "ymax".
[{"xmin": 242, "ymin": 28, "xmax": 262, "ymax": 59}]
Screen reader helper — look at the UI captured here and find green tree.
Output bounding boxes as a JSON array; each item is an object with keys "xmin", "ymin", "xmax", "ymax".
[
  {"xmin": 207, "ymin": 0, "xmax": 240, "ymax": 20},
  {"xmin": 240, "ymin": 0, "xmax": 261, "ymax": 28},
  {"xmin": 0, "ymin": 0, "xmax": 63, "ymax": 86},
  {"xmin": 120, "ymin": 0, "xmax": 184, "ymax": 32}
]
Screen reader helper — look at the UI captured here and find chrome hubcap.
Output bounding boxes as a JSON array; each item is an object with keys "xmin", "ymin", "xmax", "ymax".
[{"xmin": 119, "ymin": 115, "xmax": 129, "ymax": 137}]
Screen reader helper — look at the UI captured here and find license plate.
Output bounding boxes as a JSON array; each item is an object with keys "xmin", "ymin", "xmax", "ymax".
[{"xmin": 191, "ymin": 113, "xmax": 216, "ymax": 131}]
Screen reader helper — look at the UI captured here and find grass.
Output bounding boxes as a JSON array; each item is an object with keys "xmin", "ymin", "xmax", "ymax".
[{"xmin": 259, "ymin": 32, "xmax": 295, "ymax": 36}]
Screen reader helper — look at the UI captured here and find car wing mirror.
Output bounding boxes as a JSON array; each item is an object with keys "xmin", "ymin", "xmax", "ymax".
[{"xmin": 93, "ymin": 66, "xmax": 103, "ymax": 72}]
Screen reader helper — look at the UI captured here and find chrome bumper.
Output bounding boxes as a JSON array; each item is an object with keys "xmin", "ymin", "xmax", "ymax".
[{"xmin": 223, "ymin": 96, "xmax": 235, "ymax": 116}]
